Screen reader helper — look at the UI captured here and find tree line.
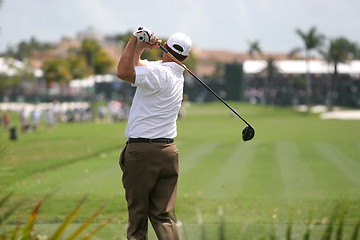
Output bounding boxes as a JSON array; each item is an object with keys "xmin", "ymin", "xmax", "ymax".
[
  {"xmin": 1, "ymin": 37, "xmax": 114, "ymax": 89},
  {"xmin": 0, "ymin": 32, "xmax": 198, "ymax": 97}
]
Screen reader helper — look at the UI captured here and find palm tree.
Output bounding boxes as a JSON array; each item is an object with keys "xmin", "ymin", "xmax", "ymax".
[
  {"xmin": 248, "ymin": 41, "xmax": 279, "ymax": 105},
  {"xmin": 247, "ymin": 40, "xmax": 262, "ymax": 58},
  {"xmin": 321, "ymin": 37, "xmax": 351, "ymax": 110},
  {"xmin": 262, "ymin": 58, "xmax": 280, "ymax": 105},
  {"xmin": 295, "ymin": 26, "xmax": 325, "ymax": 109}
]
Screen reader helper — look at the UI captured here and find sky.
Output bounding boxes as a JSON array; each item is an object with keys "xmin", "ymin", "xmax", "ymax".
[{"xmin": 1, "ymin": 0, "xmax": 360, "ymax": 53}]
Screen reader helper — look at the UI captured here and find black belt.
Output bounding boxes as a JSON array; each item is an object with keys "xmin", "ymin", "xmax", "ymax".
[{"xmin": 128, "ymin": 138, "xmax": 174, "ymax": 143}]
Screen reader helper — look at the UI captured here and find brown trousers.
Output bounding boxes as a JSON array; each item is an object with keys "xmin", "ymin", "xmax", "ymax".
[{"xmin": 119, "ymin": 142, "xmax": 181, "ymax": 240}]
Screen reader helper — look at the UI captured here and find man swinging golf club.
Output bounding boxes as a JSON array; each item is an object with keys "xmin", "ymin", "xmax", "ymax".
[{"xmin": 117, "ymin": 27, "xmax": 191, "ymax": 240}]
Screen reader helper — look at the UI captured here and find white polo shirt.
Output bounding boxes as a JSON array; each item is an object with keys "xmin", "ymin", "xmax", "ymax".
[{"xmin": 125, "ymin": 60, "xmax": 185, "ymax": 139}]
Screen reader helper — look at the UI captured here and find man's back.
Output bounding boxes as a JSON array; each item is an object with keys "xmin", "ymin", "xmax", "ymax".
[{"xmin": 125, "ymin": 61, "xmax": 185, "ymax": 139}]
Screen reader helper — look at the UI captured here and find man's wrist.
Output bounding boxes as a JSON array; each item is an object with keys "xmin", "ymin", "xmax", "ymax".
[{"xmin": 130, "ymin": 36, "xmax": 138, "ymax": 43}]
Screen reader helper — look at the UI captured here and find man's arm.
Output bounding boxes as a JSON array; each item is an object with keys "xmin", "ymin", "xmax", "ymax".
[
  {"xmin": 116, "ymin": 36, "xmax": 137, "ymax": 84},
  {"xmin": 117, "ymin": 33, "xmax": 161, "ymax": 84}
]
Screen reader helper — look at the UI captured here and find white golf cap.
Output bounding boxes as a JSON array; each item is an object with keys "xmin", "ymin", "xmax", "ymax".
[{"xmin": 167, "ymin": 32, "xmax": 192, "ymax": 56}]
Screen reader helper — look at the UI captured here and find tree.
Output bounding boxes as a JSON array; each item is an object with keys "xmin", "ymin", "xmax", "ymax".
[
  {"xmin": 141, "ymin": 47, "xmax": 163, "ymax": 61},
  {"xmin": 0, "ymin": 59, "xmax": 35, "ymax": 97},
  {"xmin": 247, "ymin": 40, "xmax": 279, "ymax": 105},
  {"xmin": 17, "ymin": 41, "xmax": 33, "ymax": 60},
  {"xmin": 112, "ymin": 32, "xmax": 133, "ymax": 44},
  {"xmin": 183, "ymin": 50, "xmax": 198, "ymax": 74},
  {"xmin": 2, "ymin": 37, "xmax": 55, "ymax": 60},
  {"xmin": 247, "ymin": 40, "xmax": 262, "ymax": 58},
  {"xmin": 66, "ymin": 56, "xmax": 92, "ymax": 79},
  {"xmin": 246, "ymin": 40, "xmax": 280, "ymax": 105},
  {"xmin": 261, "ymin": 58, "xmax": 280, "ymax": 105},
  {"xmin": 0, "ymin": 74, "xmax": 22, "ymax": 96},
  {"xmin": 93, "ymin": 50, "xmax": 114, "ymax": 75},
  {"xmin": 80, "ymin": 39, "xmax": 114, "ymax": 75},
  {"xmin": 295, "ymin": 26, "xmax": 325, "ymax": 109},
  {"xmin": 321, "ymin": 37, "xmax": 352, "ymax": 110},
  {"xmin": 42, "ymin": 58, "xmax": 72, "ymax": 88},
  {"xmin": 349, "ymin": 42, "xmax": 360, "ymax": 59}
]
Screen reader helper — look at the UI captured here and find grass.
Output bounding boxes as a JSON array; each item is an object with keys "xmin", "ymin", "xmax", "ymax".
[{"xmin": 1, "ymin": 102, "xmax": 360, "ymax": 239}]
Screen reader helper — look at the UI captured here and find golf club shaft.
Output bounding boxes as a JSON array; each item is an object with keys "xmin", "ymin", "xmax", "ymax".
[{"xmin": 158, "ymin": 44, "xmax": 251, "ymax": 126}]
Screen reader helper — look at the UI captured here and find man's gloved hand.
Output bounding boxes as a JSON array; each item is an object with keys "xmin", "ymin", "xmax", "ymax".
[{"xmin": 133, "ymin": 27, "xmax": 154, "ymax": 43}]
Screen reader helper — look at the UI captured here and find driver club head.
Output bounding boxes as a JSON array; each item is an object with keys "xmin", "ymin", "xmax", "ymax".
[{"xmin": 242, "ymin": 125, "xmax": 255, "ymax": 141}]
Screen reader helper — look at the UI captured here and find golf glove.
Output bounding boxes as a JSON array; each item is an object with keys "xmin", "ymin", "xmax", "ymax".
[{"xmin": 133, "ymin": 27, "xmax": 153, "ymax": 43}]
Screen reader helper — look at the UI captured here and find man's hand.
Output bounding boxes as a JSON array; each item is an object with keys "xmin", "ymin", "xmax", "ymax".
[
  {"xmin": 117, "ymin": 27, "xmax": 162, "ymax": 83},
  {"xmin": 133, "ymin": 27, "xmax": 161, "ymax": 47},
  {"xmin": 133, "ymin": 27, "xmax": 153, "ymax": 43}
]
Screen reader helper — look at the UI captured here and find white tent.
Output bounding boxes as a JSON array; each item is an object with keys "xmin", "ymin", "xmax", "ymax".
[
  {"xmin": 0, "ymin": 57, "xmax": 44, "ymax": 77},
  {"xmin": 0, "ymin": 57, "xmax": 25, "ymax": 76},
  {"xmin": 243, "ymin": 60, "xmax": 360, "ymax": 77}
]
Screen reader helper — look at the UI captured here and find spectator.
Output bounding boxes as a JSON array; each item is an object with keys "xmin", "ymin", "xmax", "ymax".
[
  {"xmin": 3, "ymin": 111, "xmax": 10, "ymax": 129},
  {"xmin": 20, "ymin": 109, "xmax": 30, "ymax": 132},
  {"xmin": 32, "ymin": 108, "xmax": 42, "ymax": 130}
]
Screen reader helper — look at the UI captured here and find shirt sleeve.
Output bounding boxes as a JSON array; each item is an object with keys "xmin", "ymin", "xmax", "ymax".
[{"xmin": 133, "ymin": 61, "xmax": 165, "ymax": 90}]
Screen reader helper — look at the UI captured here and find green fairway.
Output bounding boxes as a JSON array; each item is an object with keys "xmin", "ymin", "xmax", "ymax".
[{"xmin": 1, "ymin": 102, "xmax": 360, "ymax": 239}]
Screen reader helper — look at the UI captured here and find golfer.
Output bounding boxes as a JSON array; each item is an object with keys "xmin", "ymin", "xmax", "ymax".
[{"xmin": 117, "ymin": 27, "xmax": 192, "ymax": 240}]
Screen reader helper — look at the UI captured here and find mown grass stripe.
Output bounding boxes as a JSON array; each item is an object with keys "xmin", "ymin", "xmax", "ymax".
[
  {"xmin": 201, "ymin": 141, "xmax": 255, "ymax": 200},
  {"xmin": 16, "ymin": 151, "xmax": 120, "ymax": 196},
  {"xmin": 241, "ymin": 141, "xmax": 285, "ymax": 200},
  {"xmin": 297, "ymin": 142, "xmax": 356, "ymax": 200},
  {"xmin": 315, "ymin": 142, "xmax": 360, "ymax": 188},
  {"xmin": 276, "ymin": 141, "xmax": 316, "ymax": 199},
  {"xmin": 179, "ymin": 141, "xmax": 235, "ymax": 198},
  {"xmin": 178, "ymin": 142, "xmax": 219, "ymax": 175}
]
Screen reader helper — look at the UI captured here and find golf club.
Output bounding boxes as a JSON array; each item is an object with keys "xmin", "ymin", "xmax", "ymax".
[{"xmin": 158, "ymin": 43, "xmax": 255, "ymax": 141}]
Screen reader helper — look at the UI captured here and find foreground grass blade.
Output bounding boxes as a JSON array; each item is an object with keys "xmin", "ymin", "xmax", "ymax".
[
  {"xmin": 351, "ymin": 218, "xmax": 360, "ymax": 240},
  {"xmin": 0, "ymin": 144, "xmax": 8, "ymax": 161},
  {"xmin": 0, "ymin": 204, "xmax": 19, "ymax": 225},
  {"xmin": 335, "ymin": 204, "xmax": 346, "ymax": 240},
  {"xmin": 49, "ymin": 195, "xmax": 88, "ymax": 240},
  {"xmin": 0, "ymin": 189, "xmax": 18, "ymax": 225},
  {"xmin": 80, "ymin": 218, "xmax": 112, "ymax": 240},
  {"xmin": 218, "ymin": 207, "xmax": 225, "ymax": 240},
  {"xmin": 304, "ymin": 210, "xmax": 313, "ymax": 240},
  {"xmin": 0, "ymin": 189, "xmax": 16, "ymax": 209},
  {"xmin": 2, "ymin": 216, "xmax": 6, "ymax": 240},
  {"xmin": 10, "ymin": 219, "xmax": 22, "ymax": 240},
  {"xmin": 21, "ymin": 195, "xmax": 48, "ymax": 239},
  {"xmin": 268, "ymin": 209, "xmax": 276, "ymax": 240},
  {"xmin": 321, "ymin": 205, "xmax": 339, "ymax": 240},
  {"xmin": 286, "ymin": 208, "xmax": 294, "ymax": 240},
  {"xmin": 197, "ymin": 210, "xmax": 206, "ymax": 240},
  {"xmin": 66, "ymin": 202, "xmax": 107, "ymax": 240}
]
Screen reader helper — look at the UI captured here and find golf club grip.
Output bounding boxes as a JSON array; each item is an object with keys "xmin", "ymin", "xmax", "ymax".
[{"xmin": 158, "ymin": 44, "xmax": 251, "ymax": 126}]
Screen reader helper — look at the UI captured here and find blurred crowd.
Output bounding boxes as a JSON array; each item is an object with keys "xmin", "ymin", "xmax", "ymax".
[
  {"xmin": 0, "ymin": 100, "xmax": 130, "ymax": 134},
  {"xmin": 102, "ymin": 100, "xmax": 130, "ymax": 122}
]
